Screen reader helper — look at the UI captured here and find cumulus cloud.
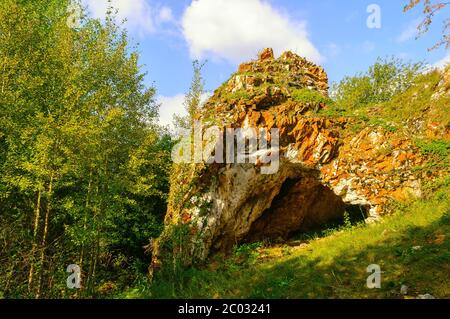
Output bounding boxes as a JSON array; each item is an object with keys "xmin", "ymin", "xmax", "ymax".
[
  {"xmin": 158, "ymin": 94, "xmax": 186, "ymax": 128},
  {"xmin": 181, "ymin": 0, "xmax": 321, "ymax": 63},
  {"xmin": 158, "ymin": 6, "xmax": 174, "ymax": 23},
  {"xmin": 158, "ymin": 93, "xmax": 211, "ymax": 129},
  {"xmin": 82, "ymin": 0, "xmax": 174, "ymax": 36},
  {"xmin": 432, "ymin": 53, "xmax": 450, "ymax": 70}
]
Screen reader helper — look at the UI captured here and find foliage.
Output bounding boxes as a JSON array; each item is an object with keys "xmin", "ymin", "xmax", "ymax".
[
  {"xmin": 415, "ymin": 139, "xmax": 450, "ymax": 157},
  {"xmin": 331, "ymin": 57, "xmax": 425, "ymax": 111},
  {"xmin": 290, "ymin": 88, "xmax": 332, "ymax": 111},
  {"xmin": 227, "ymin": 89, "xmax": 252, "ymax": 101},
  {"xmin": 173, "ymin": 60, "xmax": 205, "ymax": 132},
  {"xmin": 232, "ymin": 242, "xmax": 263, "ymax": 265},
  {"xmin": 415, "ymin": 139, "xmax": 450, "ymax": 168},
  {"xmin": 324, "ymin": 59, "xmax": 449, "ymax": 143},
  {"xmin": 0, "ymin": 0, "xmax": 172, "ymax": 298},
  {"xmin": 376, "ymin": 69, "xmax": 448, "ymax": 125}
]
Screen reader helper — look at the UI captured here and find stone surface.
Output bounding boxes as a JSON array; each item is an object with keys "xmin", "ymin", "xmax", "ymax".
[
  {"xmin": 150, "ymin": 49, "xmax": 439, "ymax": 272},
  {"xmin": 258, "ymin": 48, "xmax": 274, "ymax": 61},
  {"xmin": 400, "ymin": 285, "xmax": 408, "ymax": 295},
  {"xmin": 416, "ymin": 293, "xmax": 436, "ymax": 299}
]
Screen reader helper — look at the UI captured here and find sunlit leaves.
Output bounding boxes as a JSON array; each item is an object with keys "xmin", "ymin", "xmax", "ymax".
[{"xmin": 0, "ymin": 0, "xmax": 171, "ymax": 298}]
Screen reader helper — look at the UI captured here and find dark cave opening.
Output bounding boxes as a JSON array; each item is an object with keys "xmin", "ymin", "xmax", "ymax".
[
  {"xmin": 242, "ymin": 176, "xmax": 370, "ymax": 244},
  {"xmin": 344, "ymin": 203, "xmax": 370, "ymax": 224}
]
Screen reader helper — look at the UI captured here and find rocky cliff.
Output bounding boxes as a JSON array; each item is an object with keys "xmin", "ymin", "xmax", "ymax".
[{"xmin": 150, "ymin": 48, "xmax": 446, "ymax": 272}]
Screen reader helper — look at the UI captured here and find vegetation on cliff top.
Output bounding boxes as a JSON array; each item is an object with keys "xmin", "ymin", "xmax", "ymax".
[{"xmin": 324, "ymin": 58, "xmax": 449, "ymax": 135}]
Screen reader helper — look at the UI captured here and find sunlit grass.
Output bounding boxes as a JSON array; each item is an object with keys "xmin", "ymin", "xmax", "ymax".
[{"xmin": 145, "ymin": 184, "xmax": 449, "ymax": 299}]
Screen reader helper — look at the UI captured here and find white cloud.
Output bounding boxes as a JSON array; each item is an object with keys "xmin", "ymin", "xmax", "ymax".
[
  {"xmin": 158, "ymin": 94, "xmax": 186, "ymax": 128},
  {"xmin": 181, "ymin": 0, "xmax": 321, "ymax": 64},
  {"xmin": 158, "ymin": 93, "xmax": 211, "ymax": 129},
  {"xmin": 158, "ymin": 6, "xmax": 174, "ymax": 23},
  {"xmin": 82, "ymin": 0, "xmax": 174, "ymax": 36},
  {"xmin": 397, "ymin": 18, "xmax": 421, "ymax": 43},
  {"xmin": 432, "ymin": 53, "xmax": 450, "ymax": 70}
]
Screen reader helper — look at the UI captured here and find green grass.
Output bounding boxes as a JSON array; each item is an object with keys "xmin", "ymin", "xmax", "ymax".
[
  {"xmin": 415, "ymin": 139, "xmax": 450, "ymax": 159},
  {"xmin": 128, "ymin": 181, "xmax": 449, "ymax": 299},
  {"xmin": 227, "ymin": 89, "xmax": 253, "ymax": 101},
  {"xmin": 290, "ymin": 88, "xmax": 332, "ymax": 107},
  {"xmin": 321, "ymin": 68, "xmax": 450, "ymax": 139}
]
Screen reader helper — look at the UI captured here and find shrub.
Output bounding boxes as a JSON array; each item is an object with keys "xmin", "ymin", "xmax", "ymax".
[
  {"xmin": 331, "ymin": 57, "xmax": 425, "ymax": 110},
  {"xmin": 415, "ymin": 139, "xmax": 450, "ymax": 159},
  {"xmin": 291, "ymin": 88, "xmax": 332, "ymax": 110}
]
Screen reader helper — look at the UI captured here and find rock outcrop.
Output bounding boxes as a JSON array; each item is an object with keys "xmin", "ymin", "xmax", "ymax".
[{"xmin": 150, "ymin": 49, "xmax": 438, "ymax": 271}]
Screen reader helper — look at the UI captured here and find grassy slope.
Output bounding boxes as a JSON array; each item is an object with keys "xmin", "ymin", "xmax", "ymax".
[
  {"xmin": 320, "ymin": 68, "xmax": 450, "ymax": 136},
  {"xmin": 137, "ymin": 178, "xmax": 449, "ymax": 299}
]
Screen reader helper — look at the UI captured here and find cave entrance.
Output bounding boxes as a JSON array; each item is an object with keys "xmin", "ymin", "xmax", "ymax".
[{"xmin": 243, "ymin": 176, "xmax": 370, "ymax": 244}]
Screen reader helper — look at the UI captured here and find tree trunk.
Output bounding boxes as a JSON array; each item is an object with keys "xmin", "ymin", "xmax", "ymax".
[
  {"xmin": 78, "ymin": 170, "xmax": 92, "ymax": 297},
  {"xmin": 36, "ymin": 175, "xmax": 53, "ymax": 299},
  {"xmin": 85, "ymin": 180, "xmax": 100, "ymax": 295},
  {"xmin": 1, "ymin": 32, "xmax": 10, "ymax": 94},
  {"xmin": 1, "ymin": 57, "xmax": 6, "ymax": 94},
  {"xmin": 28, "ymin": 188, "xmax": 42, "ymax": 293}
]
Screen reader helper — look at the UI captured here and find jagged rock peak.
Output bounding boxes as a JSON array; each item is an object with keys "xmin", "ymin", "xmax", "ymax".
[
  {"xmin": 201, "ymin": 48, "xmax": 330, "ymax": 125},
  {"xmin": 235, "ymin": 48, "xmax": 328, "ymax": 95}
]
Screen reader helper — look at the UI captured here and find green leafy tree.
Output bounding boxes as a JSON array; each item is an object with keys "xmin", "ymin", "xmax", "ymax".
[
  {"xmin": 331, "ymin": 57, "xmax": 425, "ymax": 110},
  {"xmin": 173, "ymin": 60, "xmax": 206, "ymax": 131},
  {"xmin": 0, "ymin": 0, "xmax": 171, "ymax": 298}
]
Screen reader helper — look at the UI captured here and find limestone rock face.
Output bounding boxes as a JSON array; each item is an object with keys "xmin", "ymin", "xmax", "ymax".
[{"xmin": 150, "ymin": 49, "xmax": 433, "ymax": 271}]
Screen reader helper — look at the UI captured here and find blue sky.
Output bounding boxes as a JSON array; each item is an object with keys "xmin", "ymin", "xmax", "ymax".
[{"xmin": 82, "ymin": 0, "xmax": 449, "ymax": 126}]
